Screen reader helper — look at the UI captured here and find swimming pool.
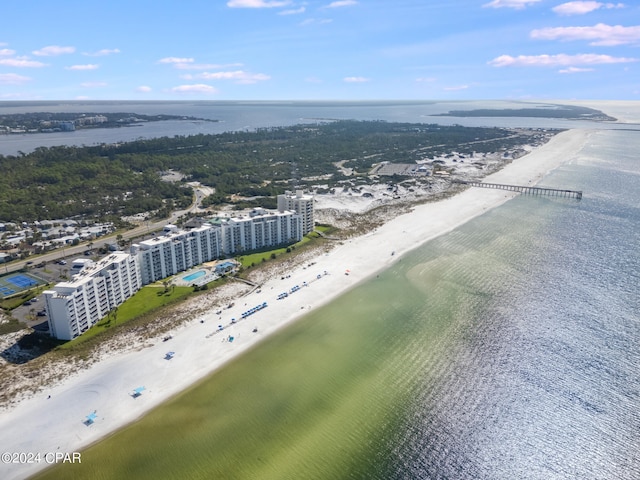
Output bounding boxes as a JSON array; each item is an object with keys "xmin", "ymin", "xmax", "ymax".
[{"xmin": 182, "ymin": 270, "xmax": 206, "ymax": 282}]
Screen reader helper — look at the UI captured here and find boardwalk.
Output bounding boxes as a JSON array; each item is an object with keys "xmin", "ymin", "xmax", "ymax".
[{"xmin": 456, "ymin": 180, "xmax": 582, "ymax": 200}]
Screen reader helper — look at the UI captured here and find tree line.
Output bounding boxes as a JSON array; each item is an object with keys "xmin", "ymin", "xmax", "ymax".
[{"xmin": 0, "ymin": 120, "xmax": 551, "ymax": 222}]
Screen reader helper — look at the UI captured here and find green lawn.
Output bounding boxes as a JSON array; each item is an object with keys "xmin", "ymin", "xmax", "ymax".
[
  {"xmin": 57, "ymin": 285, "xmax": 193, "ymax": 350},
  {"xmin": 238, "ymin": 228, "xmax": 332, "ymax": 269},
  {"xmin": 115, "ymin": 284, "xmax": 193, "ymax": 323}
]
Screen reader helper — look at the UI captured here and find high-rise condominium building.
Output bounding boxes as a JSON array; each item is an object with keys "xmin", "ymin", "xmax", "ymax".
[
  {"xmin": 277, "ymin": 190, "xmax": 314, "ymax": 235},
  {"xmin": 132, "ymin": 224, "xmax": 222, "ymax": 285},
  {"xmin": 217, "ymin": 208, "xmax": 302, "ymax": 255},
  {"xmin": 43, "ymin": 252, "xmax": 140, "ymax": 340}
]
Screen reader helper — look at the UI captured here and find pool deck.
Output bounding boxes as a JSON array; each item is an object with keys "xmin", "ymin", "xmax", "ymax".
[{"xmin": 172, "ymin": 268, "xmax": 217, "ymax": 287}]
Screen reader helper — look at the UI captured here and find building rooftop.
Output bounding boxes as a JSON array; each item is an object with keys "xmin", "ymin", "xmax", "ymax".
[{"xmin": 58, "ymin": 252, "xmax": 132, "ymax": 287}]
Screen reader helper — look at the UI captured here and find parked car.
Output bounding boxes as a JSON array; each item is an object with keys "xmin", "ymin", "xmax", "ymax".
[{"xmin": 37, "ymin": 310, "xmax": 47, "ymax": 317}]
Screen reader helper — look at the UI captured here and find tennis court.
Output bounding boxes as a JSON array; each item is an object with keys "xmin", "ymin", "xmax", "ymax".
[{"xmin": 0, "ymin": 272, "xmax": 46, "ymax": 298}]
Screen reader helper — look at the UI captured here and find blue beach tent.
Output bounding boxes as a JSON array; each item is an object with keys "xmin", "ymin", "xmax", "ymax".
[{"xmin": 85, "ymin": 411, "xmax": 97, "ymax": 425}]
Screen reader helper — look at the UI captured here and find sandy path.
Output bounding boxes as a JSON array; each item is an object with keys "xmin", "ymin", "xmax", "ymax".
[{"xmin": 0, "ymin": 128, "xmax": 590, "ymax": 480}]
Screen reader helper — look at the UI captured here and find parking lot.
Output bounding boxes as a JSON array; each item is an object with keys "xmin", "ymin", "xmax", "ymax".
[
  {"xmin": 5, "ymin": 256, "xmax": 90, "ymax": 332},
  {"xmin": 4, "ymin": 232, "xmax": 161, "ymax": 333}
]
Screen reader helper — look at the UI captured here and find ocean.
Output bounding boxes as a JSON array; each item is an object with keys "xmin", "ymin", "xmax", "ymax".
[{"xmin": 11, "ymin": 101, "xmax": 639, "ymax": 479}]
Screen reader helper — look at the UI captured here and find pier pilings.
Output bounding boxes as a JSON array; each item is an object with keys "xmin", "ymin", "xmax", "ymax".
[{"xmin": 456, "ymin": 181, "xmax": 582, "ymax": 200}]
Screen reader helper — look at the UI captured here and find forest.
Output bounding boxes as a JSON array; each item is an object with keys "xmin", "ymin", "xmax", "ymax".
[
  {"xmin": 438, "ymin": 104, "xmax": 616, "ymax": 121},
  {"xmin": 0, "ymin": 120, "xmax": 551, "ymax": 222}
]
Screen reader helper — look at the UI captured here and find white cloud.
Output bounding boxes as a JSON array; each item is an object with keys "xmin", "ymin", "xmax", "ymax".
[
  {"xmin": 32, "ymin": 45, "xmax": 75, "ymax": 56},
  {"xmin": 552, "ymin": 2, "xmax": 625, "ymax": 16},
  {"xmin": 279, "ymin": 7, "xmax": 305, "ymax": 15},
  {"xmin": 158, "ymin": 57, "xmax": 245, "ymax": 71},
  {"xmin": 191, "ymin": 70, "xmax": 271, "ymax": 84},
  {"xmin": 344, "ymin": 76, "xmax": 370, "ymax": 82},
  {"xmin": 300, "ymin": 18, "xmax": 333, "ymax": 26},
  {"xmin": 80, "ymin": 82, "xmax": 108, "ymax": 87},
  {"xmin": 84, "ymin": 48, "xmax": 121, "ymax": 57},
  {"xmin": 136, "ymin": 86, "xmax": 153, "ymax": 92},
  {"xmin": 559, "ymin": 66, "xmax": 595, "ymax": 73},
  {"xmin": 489, "ymin": 53, "xmax": 638, "ymax": 67},
  {"xmin": 531, "ymin": 24, "xmax": 640, "ymax": 46},
  {"xmin": 66, "ymin": 64, "xmax": 99, "ymax": 71},
  {"xmin": 158, "ymin": 57, "xmax": 195, "ymax": 64},
  {"xmin": 173, "ymin": 62, "xmax": 244, "ymax": 70},
  {"xmin": 170, "ymin": 84, "xmax": 219, "ymax": 94},
  {"xmin": 0, "ymin": 73, "xmax": 32, "ymax": 85},
  {"xmin": 483, "ymin": 0, "xmax": 541, "ymax": 9},
  {"xmin": 326, "ymin": 0, "xmax": 358, "ymax": 7},
  {"xmin": 0, "ymin": 57, "xmax": 47, "ymax": 68},
  {"xmin": 443, "ymin": 85, "xmax": 469, "ymax": 91},
  {"xmin": 227, "ymin": 0, "xmax": 291, "ymax": 8},
  {"xmin": 0, "ymin": 48, "xmax": 16, "ymax": 56}
]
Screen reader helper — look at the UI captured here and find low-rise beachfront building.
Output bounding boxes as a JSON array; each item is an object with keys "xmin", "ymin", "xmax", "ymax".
[
  {"xmin": 277, "ymin": 190, "xmax": 315, "ymax": 235},
  {"xmin": 43, "ymin": 252, "xmax": 141, "ymax": 340},
  {"xmin": 131, "ymin": 224, "xmax": 222, "ymax": 285},
  {"xmin": 217, "ymin": 208, "xmax": 303, "ymax": 255}
]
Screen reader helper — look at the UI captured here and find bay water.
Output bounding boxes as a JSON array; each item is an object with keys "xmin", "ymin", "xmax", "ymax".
[{"xmin": 1, "ymin": 100, "xmax": 636, "ymax": 156}]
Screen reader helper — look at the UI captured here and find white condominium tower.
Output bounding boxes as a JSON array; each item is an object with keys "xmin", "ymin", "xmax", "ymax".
[
  {"xmin": 217, "ymin": 208, "xmax": 303, "ymax": 255},
  {"xmin": 277, "ymin": 190, "xmax": 314, "ymax": 235},
  {"xmin": 43, "ymin": 252, "xmax": 141, "ymax": 340},
  {"xmin": 132, "ymin": 224, "xmax": 222, "ymax": 285}
]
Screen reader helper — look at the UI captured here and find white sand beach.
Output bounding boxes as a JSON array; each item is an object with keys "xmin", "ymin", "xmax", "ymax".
[{"xmin": 0, "ymin": 128, "xmax": 590, "ymax": 480}]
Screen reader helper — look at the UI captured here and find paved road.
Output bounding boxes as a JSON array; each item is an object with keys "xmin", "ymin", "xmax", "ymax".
[{"xmin": 1, "ymin": 186, "xmax": 208, "ymax": 275}]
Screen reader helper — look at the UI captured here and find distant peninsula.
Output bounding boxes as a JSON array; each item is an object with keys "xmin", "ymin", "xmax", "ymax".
[
  {"xmin": 0, "ymin": 112, "xmax": 217, "ymax": 135},
  {"xmin": 436, "ymin": 104, "xmax": 616, "ymax": 122}
]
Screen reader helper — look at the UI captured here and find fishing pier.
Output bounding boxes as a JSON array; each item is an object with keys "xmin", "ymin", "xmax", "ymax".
[{"xmin": 456, "ymin": 180, "xmax": 582, "ymax": 200}]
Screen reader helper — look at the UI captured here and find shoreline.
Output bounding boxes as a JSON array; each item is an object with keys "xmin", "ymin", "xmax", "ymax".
[{"xmin": 0, "ymin": 128, "xmax": 590, "ymax": 480}]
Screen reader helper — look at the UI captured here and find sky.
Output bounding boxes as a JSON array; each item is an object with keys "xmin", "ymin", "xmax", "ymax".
[{"xmin": 0, "ymin": 0, "xmax": 638, "ymax": 101}]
